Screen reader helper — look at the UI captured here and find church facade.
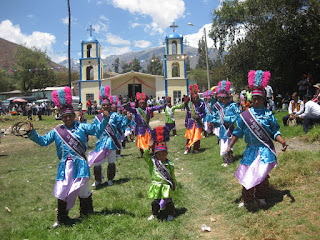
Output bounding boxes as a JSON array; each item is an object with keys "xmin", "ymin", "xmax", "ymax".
[{"xmin": 73, "ymin": 26, "xmax": 190, "ymax": 105}]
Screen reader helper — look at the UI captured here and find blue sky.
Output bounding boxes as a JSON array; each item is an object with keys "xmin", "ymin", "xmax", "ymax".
[{"xmin": 0, "ymin": 0, "xmax": 224, "ymax": 63}]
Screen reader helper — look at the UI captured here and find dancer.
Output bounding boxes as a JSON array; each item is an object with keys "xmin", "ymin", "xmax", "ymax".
[
  {"xmin": 165, "ymin": 96, "xmax": 184, "ymax": 136},
  {"xmin": 143, "ymin": 126, "xmax": 176, "ymax": 221},
  {"xmin": 124, "ymin": 92, "xmax": 165, "ymax": 157},
  {"xmin": 202, "ymin": 90, "xmax": 214, "ymax": 137},
  {"xmin": 226, "ymin": 70, "xmax": 287, "ymax": 208},
  {"xmin": 89, "ymin": 88, "xmax": 131, "ymax": 187},
  {"xmin": 26, "ymin": 86, "xmax": 109, "ymax": 227},
  {"xmin": 212, "ymin": 80, "xmax": 240, "ymax": 166},
  {"xmin": 184, "ymin": 84, "xmax": 206, "ymax": 154}
]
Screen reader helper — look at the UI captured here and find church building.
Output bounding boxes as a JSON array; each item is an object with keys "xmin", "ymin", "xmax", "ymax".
[{"xmin": 73, "ymin": 23, "xmax": 190, "ymax": 105}]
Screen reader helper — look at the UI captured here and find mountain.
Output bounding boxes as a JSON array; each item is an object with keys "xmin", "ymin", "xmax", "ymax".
[
  {"xmin": 0, "ymin": 37, "xmax": 67, "ymax": 71},
  {"xmin": 58, "ymin": 45, "xmax": 224, "ymax": 73}
]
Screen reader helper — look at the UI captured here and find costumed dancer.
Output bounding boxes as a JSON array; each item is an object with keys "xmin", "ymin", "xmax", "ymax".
[
  {"xmin": 165, "ymin": 96, "xmax": 184, "ymax": 136},
  {"xmin": 202, "ymin": 90, "xmax": 214, "ymax": 137},
  {"xmin": 26, "ymin": 86, "xmax": 110, "ymax": 228},
  {"xmin": 226, "ymin": 70, "xmax": 287, "ymax": 208},
  {"xmin": 116, "ymin": 101, "xmax": 127, "ymax": 157},
  {"xmin": 184, "ymin": 84, "xmax": 206, "ymax": 155},
  {"xmin": 212, "ymin": 80, "xmax": 240, "ymax": 166},
  {"xmin": 143, "ymin": 126, "xmax": 177, "ymax": 221},
  {"xmin": 89, "ymin": 88, "xmax": 131, "ymax": 187},
  {"xmin": 126, "ymin": 102, "xmax": 136, "ymax": 142},
  {"xmin": 124, "ymin": 92, "xmax": 165, "ymax": 158}
]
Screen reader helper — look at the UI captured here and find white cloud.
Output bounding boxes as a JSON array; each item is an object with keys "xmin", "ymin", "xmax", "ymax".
[
  {"xmin": 101, "ymin": 46, "xmax": 132, "ymax": 58},
  {"xmin": 0, "ymin": 20, "xmax": 67, "ymax": 62},
  {"xmin": 184, "ymin": 23, "xmax": 247, "ymax": 51},
  {"xmin": 26, "ymin": 14, "xmax": 35, "ymax": 19},
  {"xmin": 61, "ymin": 16, "xmax": 78, "ymax": 25},
  {"xmin": 131, "ymin": 22, "xmax": 140, "ymax": 28},
  {"xmin": 109, "ymin": 0, "xmax": 185, "ymax": 34},
  {"xmin": 134, "ymin": 40, "xmax": 151, "ymax": 48},
  {"xmin": 184, "ymin": 23, "xmax": 214, "ymax": 48},
  {"xmin": 105, "ymin": 33, "xmax": 131, "ymax": 45}
]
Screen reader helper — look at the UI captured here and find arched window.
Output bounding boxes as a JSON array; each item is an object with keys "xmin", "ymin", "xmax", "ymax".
[
  {"xmin": 87, "ymin": 44, "xmax": 92, "ymax": 58},
  {"xmin": 172, "ymin": 40, "xmax": 177, "ymax": 55},
  {"xmin": 172, "ymin": 62, "xmax": 180, "ymax": 77},
  {"xmin": 86, "ymin": 66, "xmax": 93, "ymax": 80}
]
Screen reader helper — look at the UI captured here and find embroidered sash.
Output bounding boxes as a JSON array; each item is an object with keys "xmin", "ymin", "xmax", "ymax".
[
  {"xmin": 189, "ymin": 101, "xmax": 203, "ymax": 128},
  {"xmin": 55, "ymin": 125, "xmax": 86, "ymax": 160},
  {"xmin": 153, "ymin": 157, "xmax": 174, "ymax": 189},
  {"xmin": 205, "ymin": 101, "xmax": 213, "ymax": 115},
  {"xmin": 137, "ymin": 107, "xmax": 151, "ymax": 130},
  {"xmin": 96, "ymin": 113, "xmax": 121, "ymax": 150},
  {"xmin": 240, "ymin": 109, "xmax": 277, "ymax": 157},
  {"xmin": 214, "ymin": 102, "xmax": 234, "ymax": 138}
]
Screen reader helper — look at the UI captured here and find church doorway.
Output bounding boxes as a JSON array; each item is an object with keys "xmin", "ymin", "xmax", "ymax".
[{"xmin": 128, "ymin": 84, "xmax": 142, "ymax": 98}]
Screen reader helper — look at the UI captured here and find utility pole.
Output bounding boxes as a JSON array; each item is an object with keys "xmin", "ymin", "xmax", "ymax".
[{"xmin": 67, "ymin": 0, "xmax": 71, "ymax": 87}]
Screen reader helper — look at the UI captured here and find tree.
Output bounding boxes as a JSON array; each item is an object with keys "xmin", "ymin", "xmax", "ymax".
[
  {"xmin": 196, "ymin": 37, "xmax": 213, "ymax": 69},
  {"xmin": 114, "ymin": 57, "xmax": 119, "ymax": 73},
  {"xmin": 14, "ymin": 46, "xmax": 56, "ymax": 93},
  {"xmin": 185, "ymin": 56, "xmax": 191, "ymax": 71},
  {"xmin": 146, "ymin": 54, "xmax": 163, "ymax": 75},
  {"xmin": 209, "ymin": 0, "xmax": 320, "ymax": 93},
  {"xmin": 130, "ymin": 58, "xmax": 142, "ymax": 72},
  {"xmin": 0, "ymin": 70, "xmax": 15, "ymax": 92},
  {"xmin": 121, "ymin": 61, "xmax": 130, "ymax": 73},
  {"xmin": 187, "ymin": 68, "xmax": 208, "ymax": 91}
]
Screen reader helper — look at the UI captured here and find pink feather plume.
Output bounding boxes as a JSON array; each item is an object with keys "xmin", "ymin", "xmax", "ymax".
[
  {"xmin": 141, "ymin": 93, "xmax": 146, "ymax": 100},
  {"xmin": 225, "ymin": 81, "xmax": 231, "ymax": 93},
  {"xmin": 64, "ymin": 86, "xmax": 72, "ymax": 105},
  {"xmin": 189, "ymin": 85, "xmax": 193, "ymax": 94},
  {"xmin": 52, "ymin": 90, "xmax": 60, "ymax": 107},
  {"xmin": 136, "ymin": 92, "xmax": 141, "ymax": 101},
  {"xmin": 261, "ymin": 71, "xmax": 271, "ymax": 89},
  {"xmin": 105, "ymin": 86, "xmax": 110, "ymax": 98},
  {"xmin": 248, "ymin": 70, "xmax": 256, "ymax": 90},
  {"xmin": 194, "ymin": 84, "xmax": 198, "ymax": 93}
]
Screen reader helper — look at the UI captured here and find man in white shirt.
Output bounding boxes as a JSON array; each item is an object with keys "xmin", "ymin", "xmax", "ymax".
[
  {"xmin": 296, "ymin": 95, "xmax": 320, "ymax": 132},
  {"xmin": 282, "ymin": 92, "xmax": 304, "ymax": 126},
  {"xmin": 265, "ymin": 85, "xmax": 274, "ymax": 110}
]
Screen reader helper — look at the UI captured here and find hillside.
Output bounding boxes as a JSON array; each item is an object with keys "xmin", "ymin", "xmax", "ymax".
[{"xmin": 0, "ymin": 38, "xmax": 67, "ymax": 71}]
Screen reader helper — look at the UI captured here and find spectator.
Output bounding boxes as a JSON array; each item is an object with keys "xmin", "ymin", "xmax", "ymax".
[
  {"xmin": 297, "ymin": 74, "xmax": 308, "ymax": 99},
  {"xmin": 282, "ymin": 92, "xmax": 304, "ymax": 126},
  {"xmin": 265, "ymin": 84, "xmax": 274, "ymax": 110},
  {"xmin": 282, "ymin": 93, "xmax": 291, "ymax": 110},
  {"xmin": 240, "ymin": 96, "xmax": 251, "ymax": 112},
  {"xmin": 86, "ymin": 99, "xmax": 92, "ymax": 115},
  {"xmin": 296, "ymin": 95, "xmax": 320, "ymax": 132},
  {"xmin": 78, "ymin": 101, "xmax": 83, "ymax": 112}
]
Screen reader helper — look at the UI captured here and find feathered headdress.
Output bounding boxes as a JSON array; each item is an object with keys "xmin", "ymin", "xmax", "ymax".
[
  {"xmin": 117, "ymin": 101, "xmax": 123, "ymax": 110},
  {"xmin": 189, "ymin": 84, "xmax": 199, "ymax": 97},
  {"xmin": 136, "ymin": 92, "xmax": 146, "ymax": 102},
  {"xmin": 167, "ymin": 96, "xmax": 171, "ymax": 103},
  {"xmin": 248, "ymin": 70, "xmax": 271, "ymax": 96},
  {"xmin": 110, "ymin": 95, "xmax": 119, "ymax": 105},
  {"xmin": 99, "ymin": 86, "xmax": 111, "ymax": 104},
  {"xmin": 215, "ymin": 80, "xmax": 231, "ymax": 97},
  {"xmin": 151, "ymin": 126, "xmax": 170, "ymax": 152},
  {"xmin": 52, "ymin": 86, "xmax": 74, "ymax": 116},
  {"xmin": 130, "ymin": 102, "xmax": 136, "ymax": 108}
]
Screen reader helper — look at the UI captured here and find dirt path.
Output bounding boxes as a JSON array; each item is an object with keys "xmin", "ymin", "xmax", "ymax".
[{"xmin": 275, "ymin": 137, "xmax": 320, "ymax": 153}]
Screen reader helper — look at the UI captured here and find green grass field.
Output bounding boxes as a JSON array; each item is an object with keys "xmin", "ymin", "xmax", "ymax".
[{"xmin": 0, "ymin": 111, "xmax": 319, "ymax": 240}]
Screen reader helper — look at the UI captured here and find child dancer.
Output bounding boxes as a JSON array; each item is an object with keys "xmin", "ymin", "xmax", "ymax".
[
  {"xmin": 226, "ymin": 70, "xmax": 287, "ymax": 208},
  {"xmin": 212, "ymin": 80, "xmax": 240, "ymax": 166},
  {"xmin": 165, "ymin": 96, "xmax": 184, "ymax": 136},
  {"xmin": 143, "ymin": 126, "xmax": 177, "ymax": 221},
  {"xmin": 202, "ymin": 90, "xmax": 214, "ymax": 137}
]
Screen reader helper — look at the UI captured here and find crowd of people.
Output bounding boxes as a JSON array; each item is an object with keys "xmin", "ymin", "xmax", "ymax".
[{"xmin": 21, "ymin": 69, "xmax": 320, "ymax": 228}]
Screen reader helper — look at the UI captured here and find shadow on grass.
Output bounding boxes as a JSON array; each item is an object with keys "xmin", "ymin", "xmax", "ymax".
[
  {"xmin": 233, "ymin": 187, "xmax": 295, "ymax": 213},
  {"xmin": 233, "ymin": 154, "xmax": 243, "ymax": 163},
  {"xmin": 157, "ymin": 207, "xmax": 188, "ymax": 221},
  {"xmin": 96, "ymin": 207, "xmax": 135, "ymax": 217},
  {"xmin": 94, "ymin": 177, "xmax": 131, "ymax": 190}
]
